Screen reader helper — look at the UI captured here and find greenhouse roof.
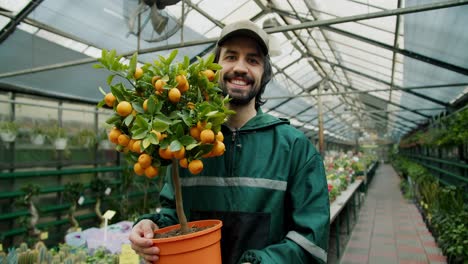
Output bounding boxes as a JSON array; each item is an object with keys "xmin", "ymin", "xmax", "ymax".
[{"xmin": 0, "ymin": 0, "xmax": 467, "ymax": 144}]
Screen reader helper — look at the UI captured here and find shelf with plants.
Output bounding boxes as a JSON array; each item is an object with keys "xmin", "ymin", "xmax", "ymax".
[{"xmin": 392, "ymin": 155, "xmax": 467, "ymax": 262}]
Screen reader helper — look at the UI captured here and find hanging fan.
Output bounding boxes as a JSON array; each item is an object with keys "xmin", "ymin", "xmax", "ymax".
[{"xmin": 124, "ymin": 0, "xmax": 183, "ymax": 42}]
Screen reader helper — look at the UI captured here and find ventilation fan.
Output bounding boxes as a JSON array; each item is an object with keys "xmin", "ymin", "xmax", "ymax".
[{"xmin": 124, "ymin": 0, "xmax": 183, "ymax": 42}]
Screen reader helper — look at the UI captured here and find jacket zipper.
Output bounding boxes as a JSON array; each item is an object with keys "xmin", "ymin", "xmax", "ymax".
[{"xmin": 228, "ymin": 129, "xmax": 239, "ymax": 177}]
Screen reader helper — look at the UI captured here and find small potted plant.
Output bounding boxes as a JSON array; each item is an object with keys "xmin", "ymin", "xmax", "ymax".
[
  {"xmin": 73, "ymin": 128, "xmax": 97, "ymax": 148},
  {"xmin": 30, "ymin": 123, "xmax": 47, "ymax": 145},
  {"xmin": 46, "ymin": 125, "xmax": 68, "ymax": 150},
  {"xmin": 0, "ymin": 120, "xmax": 19, "ymax": 142},
  {"xmin": 96, "ymin": 49, "xmax": 234, "ymax": 263}
]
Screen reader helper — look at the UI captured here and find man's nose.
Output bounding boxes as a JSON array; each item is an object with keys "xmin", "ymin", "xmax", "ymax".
[{"xmin": 233, "ymin": 58, "xmax": 248, "ymax": 73}]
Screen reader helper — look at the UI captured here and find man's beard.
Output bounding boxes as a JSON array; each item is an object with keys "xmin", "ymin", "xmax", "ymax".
[{"xmin": 220, "ymin": 72, "xmax": 260, "ymax": 106}]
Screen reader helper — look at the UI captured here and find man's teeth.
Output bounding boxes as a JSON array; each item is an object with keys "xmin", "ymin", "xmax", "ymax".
[{"xmin": 231, "ymin": 79, "xmax": 247, "ymax": 85}]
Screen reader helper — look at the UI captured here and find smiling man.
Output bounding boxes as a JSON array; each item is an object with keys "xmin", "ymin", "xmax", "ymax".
[{"xmin": 130, "ymin": 20, "xmax": 330, "ymax": 264}]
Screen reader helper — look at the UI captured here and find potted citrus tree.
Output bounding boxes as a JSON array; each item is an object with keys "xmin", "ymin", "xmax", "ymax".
[{"xmin": 95, "ymin": 49, "xmax": 233, "ymax": 264}]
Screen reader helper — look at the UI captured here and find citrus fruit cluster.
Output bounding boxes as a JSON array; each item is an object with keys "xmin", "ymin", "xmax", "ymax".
[{"xmin": 96, "ymin": 49, "xmax": 234, "ymax": 178}]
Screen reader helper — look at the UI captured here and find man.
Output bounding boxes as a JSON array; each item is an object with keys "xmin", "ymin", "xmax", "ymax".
[{"xmin": 129, "ymin": 20, "xmax": 330, "ymax": 264}]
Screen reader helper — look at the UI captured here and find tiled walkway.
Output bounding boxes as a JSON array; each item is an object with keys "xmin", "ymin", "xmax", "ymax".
[{"xmin": 340, "ymin": 164, "xmax": 446, "ymax": 264}]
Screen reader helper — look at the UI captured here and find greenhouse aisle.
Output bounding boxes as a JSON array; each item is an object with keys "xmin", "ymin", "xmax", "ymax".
[{"xmin": 339, "ymin": 164, "xmax": 446, "ymax": 264}]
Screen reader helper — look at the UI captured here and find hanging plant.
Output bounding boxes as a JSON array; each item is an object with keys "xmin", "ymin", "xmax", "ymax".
[{"xmin": 0, "ymin": 121, "xmax": 19, "ymax": 142}]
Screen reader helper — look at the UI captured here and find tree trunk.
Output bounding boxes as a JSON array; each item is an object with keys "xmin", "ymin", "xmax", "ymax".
[
  {"xmin": 95, "ymin": 198, "xmax": 105, "ymax": 227},
  {"xmin": 171, "ymin": 159, "xmax": 189, "ymax": 234}
]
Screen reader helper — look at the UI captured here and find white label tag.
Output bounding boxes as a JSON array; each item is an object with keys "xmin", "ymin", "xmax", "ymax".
[
  {"xmin": 40, "ymin": 232, "xmax": 48, "ymax": 240},
  {"xmin": 105, "ymin": 187, "xmax": 112, "ymax": 196},
  {"xmin": 77, "ymin": 196, "xmax": 85, "ymax": 205},
  {"xmin": 103, "ymin": 210, "xmax": 116, "ymax": 220}
]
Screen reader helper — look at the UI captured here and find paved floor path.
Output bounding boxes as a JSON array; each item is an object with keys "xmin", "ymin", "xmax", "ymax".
[{"xmin": 340, "ymin": 164, "xmax": 446, "ymax": 264}]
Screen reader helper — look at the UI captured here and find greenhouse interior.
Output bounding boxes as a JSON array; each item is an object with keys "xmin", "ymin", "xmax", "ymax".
[{"xmin": 0, "ymin": 0, "xmax": 467, "ymax": 263}]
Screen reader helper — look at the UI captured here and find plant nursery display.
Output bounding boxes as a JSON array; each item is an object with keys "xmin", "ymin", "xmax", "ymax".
[{"xmin": 95, "ymin": 49, "xmax": 233, "ymax": 263}]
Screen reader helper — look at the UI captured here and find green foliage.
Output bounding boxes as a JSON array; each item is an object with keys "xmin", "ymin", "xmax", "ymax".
[
  {"xmin": 391, "ymin": 155, "xmax": 468, "ymax": 262},
  {"xmin": 46, "ymin": 125, "xmax": 67, "ymax": 140},
  {"xmin": 63, "ymin": 182, "xmax": 84, "ymax": 203},
  {"xmin": 400, "ymin": 108, "xmax": 468, "ymax": 148},
  {"xmin": 71, "ymin": 129, "xmax": 97, "ymax": 147},
  {"xmin": 0, "ymin": 121, "xmax": 19, "ymax": 134}
]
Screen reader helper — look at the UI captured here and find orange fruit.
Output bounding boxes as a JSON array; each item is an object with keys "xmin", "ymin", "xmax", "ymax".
[
  {"xmin": 197, "ymin": 121, "xmax": 207, "ymax": 130},
  {"xmin": 154, "ymin": 79, "xmax": 166, "ymax": 93},
  {"xmin": 116, "ymin": 101, "xmax": 133, "ymax": 117},
  {"xmin": 128, "ymin": 139, "xmax": 135, "ymax": 150},
  {"xmin": 190, "ymin": 126, "xmax": 201, "ymax": 140},
  {"xmin": 212, "ymin": 141, "xmax": 225, "ymax": 156},
  {"xmin": 150, "ymin": 130, "xmax": 163, "ymax": 141},
  {"xmin": 179, "ymin": 158, "xmax": 188, "ymax": 168},
  {"xmin": 108, "ymin": 128, "xmax": 122, "ymax": 144},
  {"xmin": 138, "ymin": 153, "xmax": 152, "ymax": 169},
  {"xmin": 172, "ymin": 146, "xmax": 185, "ymax": 159},
  {"xmin": 202, "ymin": 69, "xmax": 215, "ymax": 81},
  {"xmin": 132, "ymin": 140, "xmax": 142, "ymax": 153},
  {"xmin": 104, "ymin": 93, "xmax": 116, "ymax": 107},
  {"xmin": 180, "ymin": 82, "xmax": 189, "ymax": 93},
  {"xmin": 158, "ymin": 147, "xmax": 173, "ymax": 160},
  {"xmin": 175, "ymin": 75, "xmax": 187, "ymax": 89},
  {"xmin": 143, "ymin": 99, "xmax": 148, "ymax": 112},
  {"xmin": 145, "ymin": 166, "xmax": 159, "ymax": 178},
  {"xmin": 187, "ymin": 102, "xmax": 195, "ymax": 110},
  {"xmin": 134, "ymin": 67, "xmax": 143, "ymax": 79},
  {"xmin": 133, "ymin": 163, "xmax": 144, "ymax": 176},
  {"xmin": 188, "ymin": 159, "xmax": 204, "ymax": 175},
  {"xmin": 168, "ymin": 88, "xmax": 181, "ymax": 103},
  {"xmin": 151, "ymin": 76, "xmax": 161, "ymax": 85},
  {"xmin": 117, "ymin": 134, "xmax": 130, "ymax": 146},
  {"xmin": 200, "ymin": 129, "xmax": 215, "ymax": 143},
  {"xmin": 216, "ymin": 131, "xmax": 224, "ymax": 142}
]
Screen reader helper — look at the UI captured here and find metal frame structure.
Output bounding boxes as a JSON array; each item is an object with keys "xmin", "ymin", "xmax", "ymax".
[{"xmin": 0, "ymin": 0, "xmax": 467, "ymax": 145}]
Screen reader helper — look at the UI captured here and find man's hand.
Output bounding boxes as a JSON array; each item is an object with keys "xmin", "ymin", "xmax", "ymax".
[{"xmin": 129, "ymin": 219, "xmax": 160, "ymax": 263}]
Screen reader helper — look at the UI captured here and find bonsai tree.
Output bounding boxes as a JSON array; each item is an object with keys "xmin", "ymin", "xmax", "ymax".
[
  {"xmin": 89, "ymin": 177, "xmax": 110, "ymax": 227},
  {"xmin": 63, "ymin": 182, "xmax": 85, "ymax": 233},
  {"xmin": 95, "ymin": 49, "xmax": 233, "ymax": 234},
  {"xmin": 16, "ymin": 184, "xmax": 41, "ymax": 237}
]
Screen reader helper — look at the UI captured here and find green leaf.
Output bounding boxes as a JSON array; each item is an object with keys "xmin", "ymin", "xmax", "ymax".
[
  {"xmin": 107, "ymin": 74, "xmax": 115, "ymax": 85},
  {"xmin": 93, "ymin": 64, "xmax": 104, "ymax": 69},
  {"xmin": 154, "ymin": 115, "xmax": 172, "ymax": 125},
  {"xmin": 124, "ymin": 115, "xmax": 134, "ymax": 126},
  {"xmin": 179, "ymin": 135, "xmax": 197, "ymax": 146},
  {"xmin": 186, "ymin": 143, "xmax": 199, "ymax": 151},
  {"xmin": 206, "ymin": 110, "xmax": 219, "ymax": 117},
  {"xmin": 132, "ymin": 102, "xmax": 144, "ymax": 113},
  {"xmin": 152, "ymin": 121, "xmax": 169, "ymax": 132},
  {"xmin": 183, "ymin": 56, "xmax": 190, "ymax": 69},
  {"xmin": 143, "ymin": 138, "xmax": 151, "ymax": 149},
  {"xmin": 166, "ymin": 50, "xmax": 178, "ymax": 65},
  {"xmin": 148, "ymin": 132, "xmax": 159, "ymax": 145},
  {"xmin": 110, "ymin": 84, "xmax": 125, "ymax": 102},
  {"xmin": 135, "ymin": 115, "xmax": 150, "ymax": 129},
  {"xmin": 128, "ymin": 52, "xmax": 138, "ymax": 78},
  {"xmin": 132, "ymin": 130, "xmax": 147, "ymax": 140},
  {"xmin": 97, "ymin": 100, "xmax": 106, "ymax": 108},
  {"xmin": 169, "ymin": 140, "xmax": 182, "ymax": 152},
  {"xmin": 98, "ymin": 86, "xmax": 107, "ymax": 96},
  {"xmin": 106, "ymin": 115, "xmax": 121, "ymax": 125}
]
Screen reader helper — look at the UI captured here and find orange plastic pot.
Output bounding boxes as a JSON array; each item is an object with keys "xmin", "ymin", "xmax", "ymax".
[{"xmin": 152, "ymin": 219, "xmax": 223, "ymax": 264}]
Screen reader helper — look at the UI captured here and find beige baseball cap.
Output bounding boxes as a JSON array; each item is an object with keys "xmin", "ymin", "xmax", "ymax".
[{"xmin": 217, "ymin": 20, "xmax": 269, "ymax": 55}]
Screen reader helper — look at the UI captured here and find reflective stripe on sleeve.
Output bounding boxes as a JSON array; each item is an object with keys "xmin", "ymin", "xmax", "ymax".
[
  {"xmin": 286, "ymin": 231, "xmax": 327, "ymax": 263},
  {"xmin": 180, "ymin": 176, "xmax": 287, "ymax": 191}
]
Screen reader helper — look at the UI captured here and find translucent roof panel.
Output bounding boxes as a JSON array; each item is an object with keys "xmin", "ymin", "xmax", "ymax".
[{"xmin": 0, "ymin": 0, "xmax": 467, "ymax": 144}]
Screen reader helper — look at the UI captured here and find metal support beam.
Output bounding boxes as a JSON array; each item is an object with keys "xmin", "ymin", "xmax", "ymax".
[{"xmin": 0, "ymin": 0, "xmax": 44, "ymax": 43}]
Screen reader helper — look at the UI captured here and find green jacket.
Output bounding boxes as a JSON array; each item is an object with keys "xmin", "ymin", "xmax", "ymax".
[{"xmin": 138, "ymin": 109, "xmax": 330, "ymax": 264}]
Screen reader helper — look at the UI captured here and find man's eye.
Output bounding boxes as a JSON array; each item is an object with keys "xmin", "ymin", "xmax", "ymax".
[{"xmin": 248, "ymin": 58, "xmax": 259, "ymax": 65}]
